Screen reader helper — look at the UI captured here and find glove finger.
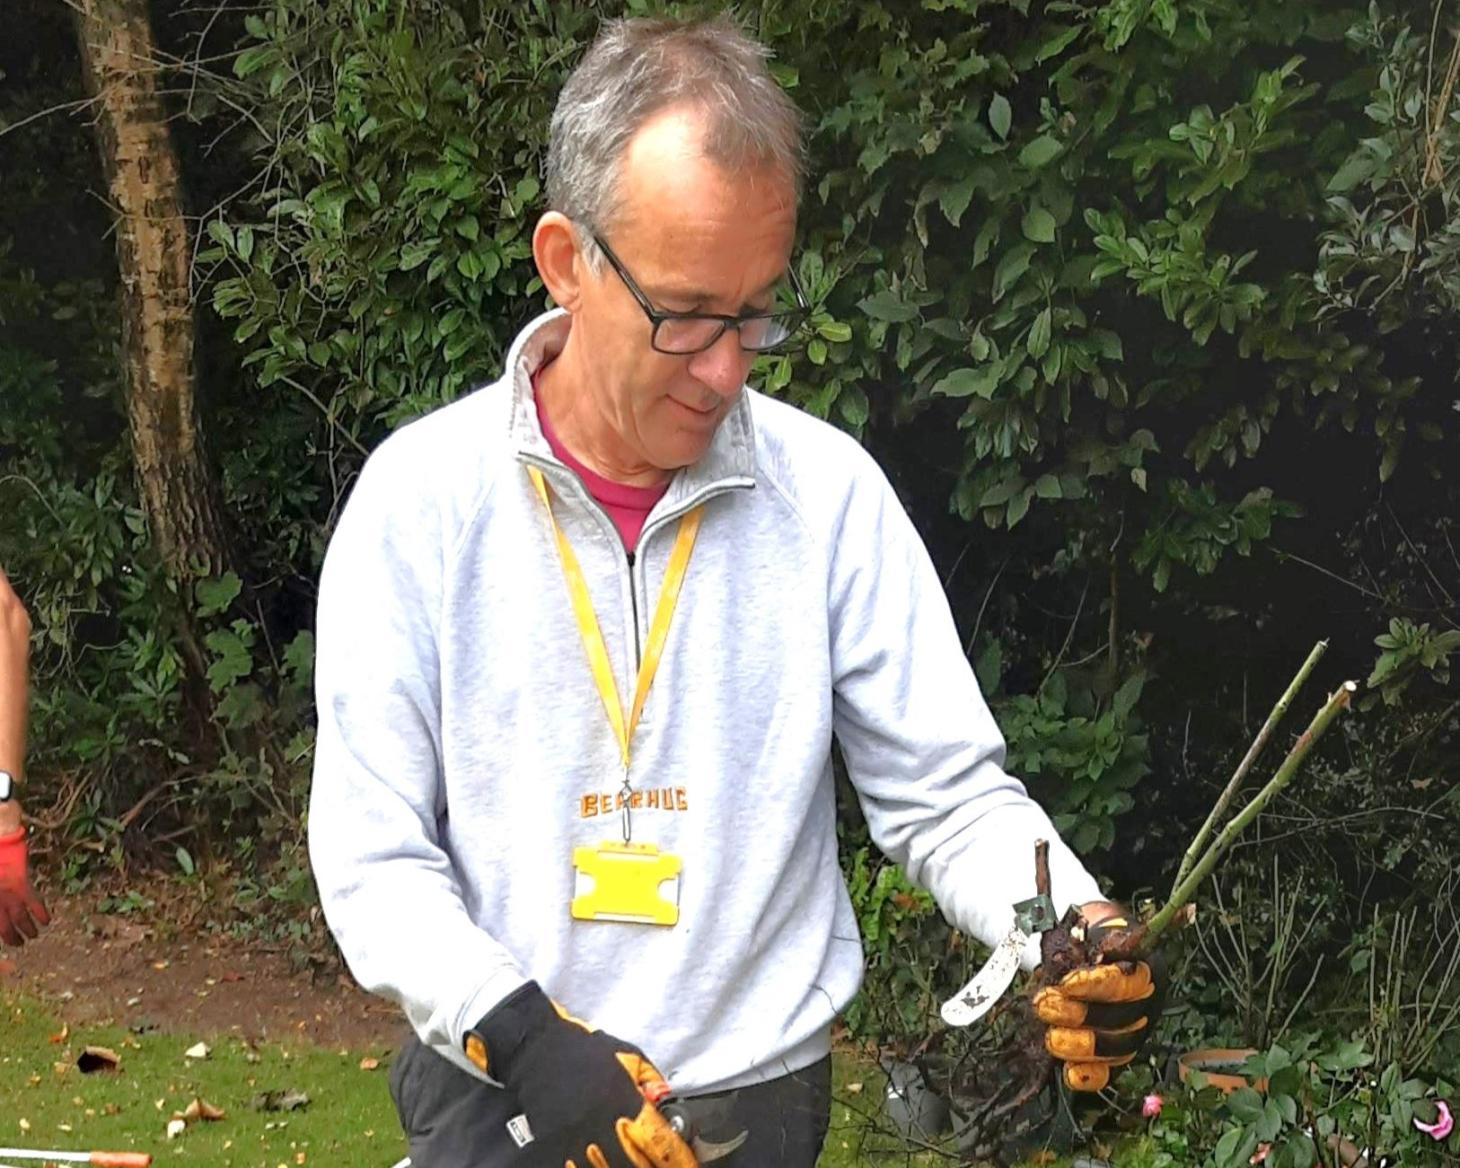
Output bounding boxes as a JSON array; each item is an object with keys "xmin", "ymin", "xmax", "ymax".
[
  {"xmin": 0, "ymin": 898, "xmax": 34, "ymax": 945},
  {"xmin": 1064, "ymin": 1060, "xmax": 1130, "ymax": 1092},
  {"xmin": 1055, "ymin": 961, "xmax": 1153, "ymax": 1002},
  {"xmin": 1083, "ymin": 994, "xmax": 1156, "ymax": 1030},
  {"xmin": 619, "ymin": 1103, "xmax": 698, "ymax": 1168},
  {"xmin": 552, "ymin": 1000, "xmax": 598, "ymax": 1034},
  {"xmin": 14, "ymin": 903, "xmax": 39, "ymax": 941},
  {"xmin": 1033, "ymin": 986, "xmax": 1154, "ymax": 1029},
  {"xmin": 615, "ymin": 1052, "xmax": 670, "ymax": 1095},
  {"xmin": 586, "ymin": 1144, "xmax": 612, "ymax": 1168},
  {"xmin": 25, "ymin": 890, "xmax": 50, "ymax": 928},
  {"xmin": 1044, "ymin": 1018, "xmax": 1146, "ymax": 1062}
]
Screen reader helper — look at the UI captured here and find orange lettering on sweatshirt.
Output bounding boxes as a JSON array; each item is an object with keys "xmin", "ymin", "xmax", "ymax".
[{"xmin": 576, "ymin": 787, "xmax": 688, "ymax": 819}]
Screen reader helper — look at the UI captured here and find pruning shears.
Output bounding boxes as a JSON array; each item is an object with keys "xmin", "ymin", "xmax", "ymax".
[
  {"xmin": 484, "ymin": 1084, "xmax": 750, "ymax": 1165},
  {"xmin": 648, "ymin": 1083, "xmax": 750, "ymax": 1163}
]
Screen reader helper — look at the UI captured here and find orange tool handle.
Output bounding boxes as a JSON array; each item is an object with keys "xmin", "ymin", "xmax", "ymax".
[{"xmin": 90, "ymin": 1155, "xmax": 153, "ymax": 1167}]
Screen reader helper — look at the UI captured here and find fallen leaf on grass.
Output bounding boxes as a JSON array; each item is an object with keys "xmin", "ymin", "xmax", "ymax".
[
  {"xmin": 166, "ymin": 1117, "xmax": 187, "ymax": 1139},
  {"xmin": 251, "ymin": 1089, "xmax": 311, "ymax": 1113},
  {"xmin": 77, "ymin": 1046, "xmax": 120, "ymax": 1073},
  {"xmin": 843, "ymin": 1080, "xmax": 863, "ymax": 1096},
  {"xmin": 173, "ymin": 1097, "xmax": 226, "ymax": 1122},
  {"xmin": 49, "ymin": 1023, "xmax": 69, "ymax": 1044},
  {"xmin": 359, "ymin": 1057, "xmax": 380, "ymax": 1071},
  {"xmin": 184, "ymin": 1041, "xmax": 210, "ymax": 1059}
]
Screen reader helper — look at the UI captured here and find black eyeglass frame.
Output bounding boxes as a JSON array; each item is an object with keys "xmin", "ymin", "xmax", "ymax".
[{"xmin": 590, "ymin": 232, "xmax": 811, "ymax": 355}]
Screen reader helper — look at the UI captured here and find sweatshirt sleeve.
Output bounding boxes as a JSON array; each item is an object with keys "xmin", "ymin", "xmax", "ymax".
[
  {"xmin": 827, "ymin": 451, "xmax": 1103, "ymax": 969},
  {"xmin": 308, "ymin": 438, "xmax": 528, "ymax": 1062}
]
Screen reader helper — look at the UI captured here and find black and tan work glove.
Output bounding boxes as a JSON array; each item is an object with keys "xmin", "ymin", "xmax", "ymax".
[
  {"xmin": 1033, "ymin": 910, "xmax": 1164, "ymax": 1092},
  {"xmin": 466, "ymin": 982, "xmax": 696, "ymax": 1168}
]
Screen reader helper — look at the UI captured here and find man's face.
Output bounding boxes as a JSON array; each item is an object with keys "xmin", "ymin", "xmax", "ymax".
[{"xmin": 570, "ymin": 107, "xmax": 798, "ymax": 473}]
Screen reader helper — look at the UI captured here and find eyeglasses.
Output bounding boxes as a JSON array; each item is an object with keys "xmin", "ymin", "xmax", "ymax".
[{"xmin": 591, "ymin": 233, "xmax": 810, "ymax": 355}]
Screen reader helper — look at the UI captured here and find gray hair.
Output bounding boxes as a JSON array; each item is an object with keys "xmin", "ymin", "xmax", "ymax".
[{"xmin": 545, "ymin": 14, "xmax": 805, "ymax": 269}]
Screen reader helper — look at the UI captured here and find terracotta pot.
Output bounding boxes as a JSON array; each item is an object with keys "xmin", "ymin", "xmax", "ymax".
[{"xmin": 1177, "ymin": 1047, "xmax": 1269, "ymax": 1094}]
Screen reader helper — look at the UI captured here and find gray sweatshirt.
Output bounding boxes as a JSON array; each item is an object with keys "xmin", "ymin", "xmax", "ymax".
[{"xmin": 308, "ymin": 309, "xmax": 1102, "ymax": 1094}]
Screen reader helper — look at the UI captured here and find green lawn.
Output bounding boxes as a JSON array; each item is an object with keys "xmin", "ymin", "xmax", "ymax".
[
  {"xmin": 0, "ymin": 993, "xmax": 402, "ymax": 1167},
  {"xmin": 0, "ymin": 992, "xmax": 1085, "ymax": 1166}
]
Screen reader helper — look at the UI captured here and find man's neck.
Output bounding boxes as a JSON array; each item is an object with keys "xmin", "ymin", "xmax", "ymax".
[{"xmin": 534, "ymin": 344, "xmax": 671, "ymax": 489}]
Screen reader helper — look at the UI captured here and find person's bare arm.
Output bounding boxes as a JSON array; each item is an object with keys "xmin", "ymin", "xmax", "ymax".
[
  {"xmin": 0, "ymin": 567, "xmax": 48, "ymax": 946},
  {"xmin": 0, "ymin": 568, "xmax": 30, "ymax": 835}
]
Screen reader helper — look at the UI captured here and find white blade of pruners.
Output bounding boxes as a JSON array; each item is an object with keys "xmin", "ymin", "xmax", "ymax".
[{"xmin": 939, "ymin": 925, "xmax": 1029, "ymax": 1027}]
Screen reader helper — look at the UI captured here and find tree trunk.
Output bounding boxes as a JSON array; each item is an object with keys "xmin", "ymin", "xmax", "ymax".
[{"xmin": 72, "ymin": 0, "xmax": 229, "ymax": 581}]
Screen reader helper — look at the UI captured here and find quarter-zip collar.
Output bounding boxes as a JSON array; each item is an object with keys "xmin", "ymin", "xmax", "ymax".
[{"xmin": 507, "ymin": 309, "xmax": 757, "ymax": 520}]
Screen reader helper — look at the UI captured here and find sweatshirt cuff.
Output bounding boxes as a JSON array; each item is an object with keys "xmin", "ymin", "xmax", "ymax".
[{"xmin": 451, "ymin": 968, "xmax": 533, "ymax": 1066}]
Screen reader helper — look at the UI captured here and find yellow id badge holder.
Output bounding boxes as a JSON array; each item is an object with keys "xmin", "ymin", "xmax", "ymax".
[{"xmin": 571, "ymin": 842, "xmax": 682, "ymax": 926}]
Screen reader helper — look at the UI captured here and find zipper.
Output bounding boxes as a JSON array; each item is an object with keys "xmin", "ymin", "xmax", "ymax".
[
  {"xmin": 626, "ymin": 548, "xmax": 642, "ymax": 669},
  {"xmin": 521, "ymin": 453, "xmax": 751, "ymax": 675},
  {"xmin": 525, "ymin": 455, "xmax": 645, "ymax": 670}
]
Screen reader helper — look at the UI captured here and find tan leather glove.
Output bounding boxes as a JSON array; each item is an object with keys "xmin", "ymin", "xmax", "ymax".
[{"xmin": 1033, "ymin": 912, "xmax": 1162, "ymax": 1092}]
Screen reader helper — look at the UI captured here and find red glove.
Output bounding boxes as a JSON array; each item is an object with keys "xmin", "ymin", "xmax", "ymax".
[{"xmin": 0, "ymin": 827, "xmax": 50, "ymax": 947}]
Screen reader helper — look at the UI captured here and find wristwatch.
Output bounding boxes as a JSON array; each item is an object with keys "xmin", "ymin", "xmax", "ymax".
[{"xmin": 0, "ymin": 771, "xmax": 13, "ymax": 803}]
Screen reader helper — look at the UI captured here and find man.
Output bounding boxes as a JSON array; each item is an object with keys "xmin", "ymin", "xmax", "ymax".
[
  {"xmin": 0, "ymin": 568, "xmax": 50, "ymax": 949},
  {"xmin": 309, "ymin": 15, "xmax": 1158, "ymax": 1167}
]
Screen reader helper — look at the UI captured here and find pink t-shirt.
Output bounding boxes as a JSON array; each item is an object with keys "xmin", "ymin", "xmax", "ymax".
[{"xmin": 534, "ymin": 380, "xmax": 668, "ymax": 554}]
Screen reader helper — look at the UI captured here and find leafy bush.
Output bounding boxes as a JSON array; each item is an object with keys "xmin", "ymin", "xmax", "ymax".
[{"xmin": 1142, "ymin": 1039, "xmax": 1458, "ymax": 1168}]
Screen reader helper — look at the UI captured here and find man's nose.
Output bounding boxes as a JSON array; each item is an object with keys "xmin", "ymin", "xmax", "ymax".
[{"xmin": 687, "ymin": 327, "xmax": 751, "ymax": 400}]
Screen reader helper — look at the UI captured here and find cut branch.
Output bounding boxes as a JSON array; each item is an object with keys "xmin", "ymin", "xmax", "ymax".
[
  {"xmin": 1140, "ymin": 679, "xmax": 1357, "ymax": 950},
  {"xmin": 1173, "ymin": 640, "xmax": 1329, "ymax": 893}
]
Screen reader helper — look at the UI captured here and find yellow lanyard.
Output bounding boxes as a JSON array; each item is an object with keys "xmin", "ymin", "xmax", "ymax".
[{"xmin": 528, "ymin": 466, "xmax": 702, "ymax": 805}]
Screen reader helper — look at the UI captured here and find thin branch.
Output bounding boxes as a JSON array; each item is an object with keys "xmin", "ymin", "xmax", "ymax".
[
  {"xmin": 1173, "ymin": 640, "xmax": 1328, "ymax": 892},
  {"xmin": 1037, "ymin": 575, "xmax": 1089, "ymax": 697},
  {"xmin": 965, "ymin": 558, "xmax": 1008, "ymax": 657},
  {"xmin": 0, "ymin": 95, "xmax": 105, "ymax": 140},
  {"xmin": 1145, "ymin": 681, "xmax": 1357, "ymax": 945},
  {"xmin": 277, "ymin": 375, "xmax": 370, "ymax": 457},
  {"xmin": 1385, "ymin": 503, "xmax": 1456, "ymax": 607},
  {"xmin": 1270, "ymin": 548, "xmax": 1389, "ymax": 602}
]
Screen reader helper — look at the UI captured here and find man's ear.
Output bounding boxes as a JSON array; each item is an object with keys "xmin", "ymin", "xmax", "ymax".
[{"xmin": 533, "ymin": 212, "xmax": 590, "ymax": 311}]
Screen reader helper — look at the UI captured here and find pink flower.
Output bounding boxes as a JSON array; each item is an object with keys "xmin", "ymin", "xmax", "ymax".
[
  {"xmin": 1414, "ymin": 1099, "xmax": 1453, "ymax": 1141},
  {"xmin": 1250, "ymin": 1143, "xmax": 1271, "ymax": 1165},
  {"xmin": 1142, "ymin": 1093, "xmax": 1163, "ymax": 1118}
]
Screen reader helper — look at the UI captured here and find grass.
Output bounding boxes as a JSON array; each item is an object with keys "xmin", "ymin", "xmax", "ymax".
[
  {"xmin": 1, "ymin": 992, "xmax": 1090, "ymax": 1166},
  {"xmin": 822, "ymin": 1051, "xmax": 947, "ymax": 1166},
  {"xmin": 0, "ymin": 993, "xmax": 402, "ymax": 1167}
]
